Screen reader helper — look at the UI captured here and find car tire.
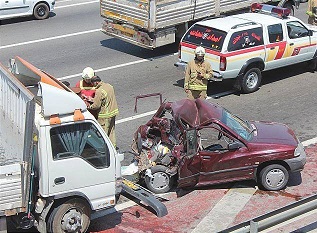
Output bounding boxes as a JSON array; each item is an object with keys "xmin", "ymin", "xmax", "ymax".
[
  {"xmin": 47, "ymin": 198, "xmax": 91, "ymax": 233},
  {"xmin": 145, "ymin": 165, "xmax": 174, "ymax": 193},
  {"xmin": 34, "ymin": 3, "xmax": 49, "ymax": 20},
  {"xmin": 259, "ymin": 164, "xmax": 289, "ymax": 191},
  {"xmin": 307, "ymin": 57, "xmax": 317, "ymax": 72},
  {"xmin": 240, "ymin": 67, "xmax": 262, "ymax": 93}
]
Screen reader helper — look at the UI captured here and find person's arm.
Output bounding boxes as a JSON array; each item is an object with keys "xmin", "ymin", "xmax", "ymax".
[
  {"xmin": 205, "ymin": 62, "xmax": 213, "ymax": 80},
  {"xmin": 184, "ymin": 61, "xmax": 191, "ymax": 90},
  {"xmin": 88, "ymin": 89, "xmax": 102, "ymax": 110}
]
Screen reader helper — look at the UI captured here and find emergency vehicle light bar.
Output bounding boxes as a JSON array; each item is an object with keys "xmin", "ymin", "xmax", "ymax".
[{"xmin": 250, "ymin": 3, "xmax": 291, "ymax": 19}]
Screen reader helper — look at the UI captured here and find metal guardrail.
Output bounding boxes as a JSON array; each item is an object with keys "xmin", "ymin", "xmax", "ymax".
[{"xmin": 220, "ymin": 193, "xmax": 317, "ymax": 233}]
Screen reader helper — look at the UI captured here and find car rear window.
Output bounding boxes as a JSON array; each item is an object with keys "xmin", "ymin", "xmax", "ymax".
[{"xmin": 183, "ymin": 25, "xmax": 226, "ymax": 51}]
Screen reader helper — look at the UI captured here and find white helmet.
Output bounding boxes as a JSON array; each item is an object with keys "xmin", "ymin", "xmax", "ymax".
[
  {"xmin": 195, "ymin": 46, "xmax": 205, "ymax": 56},
  {"xmin": 82, "ymin": 67, "xmax": 95, "ymax": 80}
]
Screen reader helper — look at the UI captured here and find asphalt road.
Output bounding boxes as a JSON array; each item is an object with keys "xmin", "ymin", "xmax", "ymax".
[{"xmin": 0, "ymin": 0, "xmax": 316, "ymax": 166}]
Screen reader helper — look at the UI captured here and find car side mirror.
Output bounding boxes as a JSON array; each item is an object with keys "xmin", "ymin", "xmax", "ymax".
[
  {"xmin": 228, "ymin": 141, "xmax": 244, "ymax": 151},
  {"xmin": 308, "ymin": 30, "xmax": 313, "ymax": 37},
  {"xmin": 186, "ymin": 128, "xmax": 198, "ymax": 158}
]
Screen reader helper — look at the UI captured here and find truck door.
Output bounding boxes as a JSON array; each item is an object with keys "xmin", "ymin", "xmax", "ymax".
[
  {"xmin": 285, "ymin": 21, "xmax": 314, "ymax": 65},
  {"xmin": 0, "ymin": 0, "xmax": 30, "ymax": 17},
  {"xmin": 45, "ymin": 121, "xmax": 117, "ymax": 210},
  {"xmin": 264, "ymin": 23, "xmax": 291, "ymax": 69},
  {"xmin": 197, "ymin": 125, "xmax": 252, "ymax": 185}
]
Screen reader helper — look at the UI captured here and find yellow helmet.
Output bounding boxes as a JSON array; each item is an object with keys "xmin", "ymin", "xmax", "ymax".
[
  {"xmin": 195, "ymin": 46, "xmax": 205, "ymax": 56},
  {"xmin": 82, "ymin": 67, "xmax": 95, "ymax": 80}
]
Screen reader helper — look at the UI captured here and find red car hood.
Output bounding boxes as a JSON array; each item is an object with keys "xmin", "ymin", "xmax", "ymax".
[{"xmin": 250, "ymin": 121, "xmax": 298, "ymax": 146}]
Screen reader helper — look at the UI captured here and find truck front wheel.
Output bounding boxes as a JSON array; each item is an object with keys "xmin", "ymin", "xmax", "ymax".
[
  {"xmin": 240, "ymin": 67, "xmax": 262, "ymax": 93},
  {"xmin": 47, "ymin": 198, "xmax": 91, "ymax": 233}
]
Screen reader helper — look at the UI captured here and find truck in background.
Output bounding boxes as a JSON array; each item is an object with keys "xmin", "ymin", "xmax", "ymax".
[
  {"xmin": 0, "ymin": 57, "xmax": 166, "ymax": 233},
  {"xmin": 100, "ymin": 0, "xmax": 301, "ymax": 49}
]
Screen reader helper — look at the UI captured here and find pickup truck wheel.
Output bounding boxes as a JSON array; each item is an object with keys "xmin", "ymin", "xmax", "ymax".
[
  {"xmin": 47, "ymin": 198, "xmax": 91, "ymax": 233},
  {"xmin": 34, "ymin": 3, "xmax": 49, "ymax": 20},
  {"xmin": 240, "ymin": 67, "xmax": 262, "ymax": 93},
  {"xmin": 259, "ymin": 164, "xmax": 289, "ymax": 191},
  {"xmin": 145, "ymin": 165, "xmax": 174, "ymax": 193}
]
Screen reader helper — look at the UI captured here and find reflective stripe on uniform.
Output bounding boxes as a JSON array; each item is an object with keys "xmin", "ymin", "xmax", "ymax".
[
  {"xmin": 79, "ymin": 80, "xmax": 96, "ymax": 90},
  {"xmin": 98, "ymin": 109, "xmax": 119, "ymax": 118},
  {"xmin": 188, "ymin": 84, "xmax": 207, "ymax": 91}
]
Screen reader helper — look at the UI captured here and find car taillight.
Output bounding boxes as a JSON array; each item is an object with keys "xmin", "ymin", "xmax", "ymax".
[{"xmin": 220, "ymin": 56, "xmax": 226, "ymax": 71}]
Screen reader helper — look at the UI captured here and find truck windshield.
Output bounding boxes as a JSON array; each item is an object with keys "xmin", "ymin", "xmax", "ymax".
[
  {"xmin": 183, "ymin": 25, "xmax": 226, "ymax": 51},
  {"xmin": 221, "ymin": 110, "xmax": 253, "ymax": 141}
]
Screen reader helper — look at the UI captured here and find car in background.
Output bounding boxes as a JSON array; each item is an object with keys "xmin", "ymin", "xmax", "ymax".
[
  {"xmin": 130, "ymin": 99, "xmax": 306, "ymax": 193},
  {"xmin": 0, "ymin": 0, "xmax": 55, "ymax": 20}
]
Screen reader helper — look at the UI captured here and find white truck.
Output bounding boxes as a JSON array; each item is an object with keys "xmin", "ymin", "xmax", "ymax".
[
  {"xmin": 100, "ymin": 0, "xmax": 301, "ymax": 49},
  {"xmin": 0, "ymin": 0, "xmax": 55, "ymax": 20},
  {"xmin": 0, "ymin": 57, "xmax": 167, "ymax": 233}
]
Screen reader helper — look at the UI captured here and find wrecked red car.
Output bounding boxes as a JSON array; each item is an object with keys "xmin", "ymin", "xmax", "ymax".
[{"xmin": 130, "ymin": 99, "xmax": 306, "ymax": 193}]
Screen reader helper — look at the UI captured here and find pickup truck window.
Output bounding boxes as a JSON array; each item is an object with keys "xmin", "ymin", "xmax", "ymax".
[
  {"xmin": 183, "ymin": 25, "xmax": 226, "ymax": 51},
  {"xmin": 50, "ymin": 122, "xmax": 110, "ymax": 168},
  {"xmin": 228, "ymin": 27, "xmax": 264, "ymax": 52},
  {"xmin": 287, "ymin": 21, "xmax": 310, "ymax": 39},
  {"xmin": 268, "ymin": 24, "xmax": 283, "ymax": 43}
]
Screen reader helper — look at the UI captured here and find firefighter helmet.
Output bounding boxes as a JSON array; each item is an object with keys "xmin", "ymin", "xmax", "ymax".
[
  {"xmin": 195, "ymin": 46, "xmax": 205, "ymax": 56},
  {"xmin": 82, "ymin": 67, "xmax": 95, "ymax": 80}
]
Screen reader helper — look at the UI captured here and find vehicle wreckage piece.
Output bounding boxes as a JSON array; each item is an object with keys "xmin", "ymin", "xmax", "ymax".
[{"xmin": 130, "ymin": 99, "xmax": 306, "ymax": 194}]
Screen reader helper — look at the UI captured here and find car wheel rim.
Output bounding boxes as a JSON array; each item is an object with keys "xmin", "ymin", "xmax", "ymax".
[
  {"xmin": 150, "ymin": 172, "xmax": 169, "ymax": 190},
  {"xmin": 246, "ymin": 72, "xmax": 258, "ymax": 89},
  {"xmin": 265, "ymin": 169, "xmax": 285, "ymax": 188},
  {"xmin": 37, "ymin": 6, "xmax": 46, "ymax": 17},
  {"xmin": 60, "ymin": 208, "xmax": 82, "ymax": 232}
]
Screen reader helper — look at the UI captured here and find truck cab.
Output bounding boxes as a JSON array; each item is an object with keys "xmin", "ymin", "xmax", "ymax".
[{"xmin": 176, "ymin": 3, "xmax": 317, "ymax": 93}]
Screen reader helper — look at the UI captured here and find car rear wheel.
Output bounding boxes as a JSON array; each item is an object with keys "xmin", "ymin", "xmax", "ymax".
[
  {"xmin": 240, "ymin": 67, "xmax": 262, "ymax": 93},
  {"xmin": 145, "ymin": 165, "xmax": 174, "ymax": 193},
  {"xmin": 259, "ymin": 164, "xmax": 289, "ymax": 191},
  {"xmin": 34, "ymin": 3, "xmax": 49, "ymax": 20}
]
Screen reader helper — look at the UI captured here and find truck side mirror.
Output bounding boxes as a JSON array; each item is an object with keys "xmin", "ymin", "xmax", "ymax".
[
  {"xmin": 186, "ymin": 128, "xmax": 198, "ymax": 158},
  {"xmin": 228, "ymin": 141, "xmax": 244, "ymax": 151}
]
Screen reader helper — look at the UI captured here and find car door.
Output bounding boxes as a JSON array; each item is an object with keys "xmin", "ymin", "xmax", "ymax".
[
  {"xmin": 285, "ymin": 21, "xmax": 314, "ymax": 64},
  {"xmin": 178, "ymin": 129, "xmax": 201, "ymax": 188},
  {"xmin": 0, "ymin": 0, "xmax": 30, "ymax": 17},
  {"xmin": 197, "ymin": 125, "xmax": 253, "ymax": 185},
  {"xmin": 264, "ymin": 23, "xmax": 290, "ymax": 69}
]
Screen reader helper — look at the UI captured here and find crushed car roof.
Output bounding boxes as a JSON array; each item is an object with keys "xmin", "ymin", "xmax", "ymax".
[{"xmin": 170, "ymin": 99, "xmax": 223, "ymax": 127}]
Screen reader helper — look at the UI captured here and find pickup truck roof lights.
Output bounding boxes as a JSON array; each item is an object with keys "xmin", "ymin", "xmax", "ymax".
[{"xmin": 250, "ymin": 3, "xmax": 291, "ymax": 19}]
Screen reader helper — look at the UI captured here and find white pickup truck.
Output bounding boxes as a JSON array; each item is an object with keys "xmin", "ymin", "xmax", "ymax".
[
  {"xmin": 175, "ymin": 3, "xmax": 317, "ymax": 93},
  {"xmin": 0, "ymin": 57, "xmax": 167, "ymax": 233}
]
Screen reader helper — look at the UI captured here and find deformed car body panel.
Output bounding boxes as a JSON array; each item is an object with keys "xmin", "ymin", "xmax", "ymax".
[{"xmin": 131, "ymin": 98, "xmax": 306, "ymax": 193}]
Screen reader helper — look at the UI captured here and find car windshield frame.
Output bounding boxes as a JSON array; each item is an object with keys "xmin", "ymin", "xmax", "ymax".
[
  {"xmin": 221, "ymin": 109, "xmax": 253, "ymax": 141},
  {"xmin": 183, "ymin": 24, "xmax": 227, "ymax": 52}
]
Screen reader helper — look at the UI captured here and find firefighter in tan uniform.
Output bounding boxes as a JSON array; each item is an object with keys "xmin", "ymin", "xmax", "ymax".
[
  {"xmin": 88, "ymin": 76, "xmax": 119, "ymax": 148},
  {"xmin": 184, "ymin": 46, "xmax": 213, "ymax": 99},
  {"xmin": 307, "ymin": 0, "xmax": 317, "ymax": 25}
]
